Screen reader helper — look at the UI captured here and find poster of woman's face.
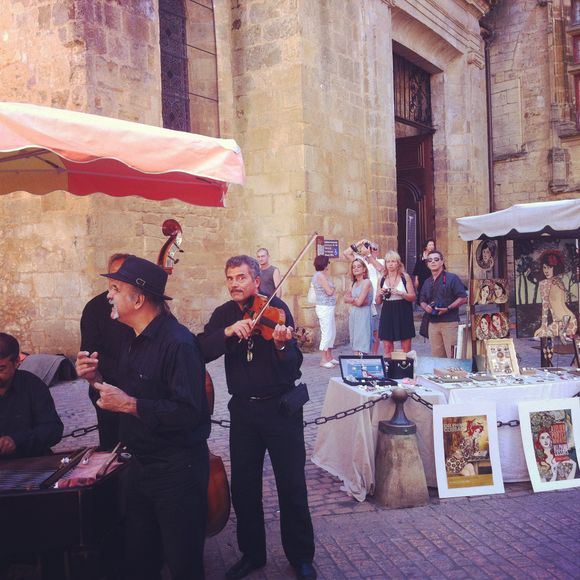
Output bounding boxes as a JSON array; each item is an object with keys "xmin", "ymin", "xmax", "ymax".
[
  {"xmin": 433, "ymin": 403, "xmax": 504, "ymax": 498},
  {"xmin": 518, "ymin": 398, "xmax": 580, "ymax": 492},
  {"xmin": 514, "ymin": 239, "xmax": 579, "ymax": 339},
  {"xmin": 472, "ymin": 240, "xmax": 499, "ymax": 280},
  {"xmin": 470, "ymin": 279, "xmax": 508, "ymax": 305},
  {"xmin": 472, "ymin": 313, "xmax": 509, "ymax": 341}
]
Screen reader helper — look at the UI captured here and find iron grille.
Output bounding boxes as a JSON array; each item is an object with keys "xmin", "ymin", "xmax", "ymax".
[
  {"xmin": 393, "ymin": 53, "xmax": 433, "ymax": 129},
  {"xmin": 160, "ymin": 0, "xmax": 190, "ymax": 132}
]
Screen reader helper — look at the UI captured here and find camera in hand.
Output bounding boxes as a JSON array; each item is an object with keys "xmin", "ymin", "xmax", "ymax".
[
  {"xmin": 430, "ymin": 302, "xmax": 445, "ymax": 317},
  {"xmin": 383, "ymin": 288, "xmax": 392, "ymax": 299},
  {"xmin": 351, "ymin": 241, "xmax": 371, "ymax": 255}
]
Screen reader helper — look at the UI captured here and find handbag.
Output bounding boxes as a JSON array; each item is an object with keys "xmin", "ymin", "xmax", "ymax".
[
  {"xmin": 279, "ymin": 383, "xmax": 309, "ymax": 417},
  {"xmin": 387, "ymin": 358, "xmax": 414, "ymax": 380},
  {"xmin": 419, "ymin": 312, "xmax": 430, "ymax": 338},
  {"xmin": 307, "ymin": 283, "xmax": 317, "ymax": 305}
]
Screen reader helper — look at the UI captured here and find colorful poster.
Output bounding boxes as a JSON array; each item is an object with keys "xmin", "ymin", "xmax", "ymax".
[
  {"xmin": 470, "ymin": 279, "xmax": 508, "ymax": 305},
  {"xmin": 513, "ymin": 238, "xmax": 579, "ymax": 339},
  {"xmin": 472, "ymin": 240, "xmax": 499, "ymax": 280},
  {"xmin": 518, "ymin": 398, "xmax": 580, "ymax": 492},
  {"xmin": 472, "ymin": 313, "xmax": 509, "ymax": 341},
  {"xmin": 433, "ymin": 403, "xmax": 504, "ymax": 498}
]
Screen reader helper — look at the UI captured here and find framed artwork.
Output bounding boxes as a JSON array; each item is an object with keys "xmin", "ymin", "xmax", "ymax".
[
  {"xmin": 574, "ymin": 335, "xmax": 580, "ymax": 366},
  {"xmin": 518, "ymin": 398, "xmax": 580, "ymax": 492},
  {"xmin": 485, "ymin": 338, "xmax": 519, "ymax": 375},
  {"xmin": 472, "ymin": 240, "xmax": 499, "ymax": 280},
  {"xmin": 472, "ymin": 313, "xmax": 509, "ymax": 341},
  {"xmin": 433, "ymin": 402, "xmax": 504, "ymax": 498},
  {"xmin": 470, "ymin": 279, "xmax": 508, "ymax": 305},
  {"xmin": 513, "ymin": 238, "xmax": 579, "ymax": 339}
]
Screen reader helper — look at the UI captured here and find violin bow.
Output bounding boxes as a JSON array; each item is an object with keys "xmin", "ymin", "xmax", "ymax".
[{"xmin": 249, "ymin": 232, "xmax": 319, "ymax": 332}]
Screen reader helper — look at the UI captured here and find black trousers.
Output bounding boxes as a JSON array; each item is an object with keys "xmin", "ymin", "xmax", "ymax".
[
  {"xmin": 124, "ymin": 443, "xmax": 209, "ymax": 580},
  {"xmin": 228, "ymin": 396, "xmax": 315, "ymax": 566}
]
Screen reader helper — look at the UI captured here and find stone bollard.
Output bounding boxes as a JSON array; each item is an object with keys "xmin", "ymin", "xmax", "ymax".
[{"xmin": 374, "ymin": 387, "xmax": 429, "ymax": 508}]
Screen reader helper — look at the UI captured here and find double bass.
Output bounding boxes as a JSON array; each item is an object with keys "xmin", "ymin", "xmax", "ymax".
[{"xmin": 158, "ymin": 219, "xmax": 230, "ymax": 537}]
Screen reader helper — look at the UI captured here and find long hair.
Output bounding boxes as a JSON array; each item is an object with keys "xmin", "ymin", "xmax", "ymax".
[
  {"xmin": 534, "ymin": 429, "xmax": 553, "ymax": 462},
  {"xmin": 351, "ymin": 258, "xmax": 369, "ymax": 283},
  {"xmin": 383, "ymin": 250, "xmax": 404, "ymax": 274},
  {"xmin": 465, "ymin": 420, "xmax": 484, "ymax": 437}
]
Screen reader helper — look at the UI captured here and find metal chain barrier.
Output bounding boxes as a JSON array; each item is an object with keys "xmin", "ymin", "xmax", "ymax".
[
  {"xmin": 61, "ymin": 424, "xmax": 99, "ymax": 439},
  {"xmin": 496, "ymin": 419, "xmax": 520, "ymax": 428}
]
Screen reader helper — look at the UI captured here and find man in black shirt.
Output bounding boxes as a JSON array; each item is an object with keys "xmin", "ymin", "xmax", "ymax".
[
  {"xmin": 76, "ymin": 256, "xmax": 210, "ymax": 580},
  {"xmin": 199, "ymin": 255, "xmax": 316, "ymax": 580},
  {"xmin": 80, "ymin": 253, "xmax": 133, "ymax": 450},
  {"xmin": 0, "ymin": 333, "xmax": 63, "ymax": 458}
]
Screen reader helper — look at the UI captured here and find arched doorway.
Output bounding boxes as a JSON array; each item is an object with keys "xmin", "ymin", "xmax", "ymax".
[{"xmin": 396, "ymin": 134, "xmax": 434, "ymax": 274}]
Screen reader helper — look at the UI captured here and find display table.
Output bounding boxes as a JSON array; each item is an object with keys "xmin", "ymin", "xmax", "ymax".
[
  {"xmin": 418, "ymin": 373, "xmax": 580, "ymax": 482},
  {"xmin": 311, "ymin": 378, "xmax": 445, "ymax": 501}
]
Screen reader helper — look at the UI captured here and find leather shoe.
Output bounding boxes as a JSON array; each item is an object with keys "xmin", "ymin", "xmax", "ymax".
[
  {"xmin": 292, "ymin": 562, "xmax": 317, "ymax": 580},
  {"xmin": 225, "ymin": 556, "xmax": 266, "ymax": 579}
]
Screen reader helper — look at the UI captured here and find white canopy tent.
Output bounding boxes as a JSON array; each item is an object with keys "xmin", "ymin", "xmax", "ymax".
[{"xmin": 457, "ymin": 199, "xmax": 580, "ymax": 241}]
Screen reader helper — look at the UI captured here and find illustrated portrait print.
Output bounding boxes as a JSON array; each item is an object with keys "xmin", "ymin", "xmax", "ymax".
[
  {"xmin": 514, "ymin": 239, "xmax": 579, "ymax": 339},
  {"xmin": 470, "ymin": 279, "xmax": 508, "ymax": 305},
  {"xmin": 443, "ymin": 415, "xmax": 492, "ymax": 489},
  {"xmin": 473, "ymin": 240, "xmax": 498, "ymax": 280},
  {"xmin": 518, "ymin": 399, "xmax": 580, "ymax": 493}
]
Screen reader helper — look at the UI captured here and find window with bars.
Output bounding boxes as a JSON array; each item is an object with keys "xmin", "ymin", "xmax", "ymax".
[
  {"xmin": 159, "ymin": 0, "xmax": 219, "ymax": 136},
  {"xmin": 573, "ymin": 0, "xmax": 580, "ymax": 24},
  {"xmin": 393, "ymin": 53, "xmax": 433, "ymax": 130}
]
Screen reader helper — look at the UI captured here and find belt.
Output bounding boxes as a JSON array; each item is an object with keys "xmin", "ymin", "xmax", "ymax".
[{"xmin": 243, "ymin": 389, "xmax": 290, "ymax": 402}]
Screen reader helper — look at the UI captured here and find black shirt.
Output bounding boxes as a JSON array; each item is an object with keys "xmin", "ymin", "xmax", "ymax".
[
  {"xmin": 198, "ymin": 296, "xmax": 302, "ymax": 398},
  {"xmin": 116, "ymin": 313, "xmax": 210, "ymax": 457},
  {"xmin": 0, "ymin": 370, "xmax": 63, "ymax": 458},
  {"xmin": 412, "ymin": 257, "xmax": 431, "ymax": 290},
  {"xmin": 80, "ymin": 291, "xmax": 134, "ymax": 389}
]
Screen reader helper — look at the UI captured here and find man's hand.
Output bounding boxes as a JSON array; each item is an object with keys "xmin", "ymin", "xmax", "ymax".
[
  {"xmin": 0, "ymin": 435, "xmax": 16, "ymax": 456},
  {"xmin": 75, "ymin": 351, "xmax": 101, "ymax": 385},
  {"xmin": 93, "ymin": 382, "xmax": 138, "ymax": 415},
  {"xmin": 224, "ymin": 319, "xmax": 255, "ymax": 340},
  {"xmin": 273, "ymin": 324, "xmax": 293, "ymax": 351}
]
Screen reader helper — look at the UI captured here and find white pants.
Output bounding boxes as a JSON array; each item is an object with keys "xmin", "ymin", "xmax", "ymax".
[{"xmin": 315, "ymin": 304, "xmax": 336, "ymax": 351}]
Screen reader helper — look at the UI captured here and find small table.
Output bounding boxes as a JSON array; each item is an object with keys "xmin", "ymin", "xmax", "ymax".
[
  {"xmin": 311, "ymin": 378, "xmax": 445, "ymax": 501},
  {"xmin": 419, "ymin": 373, "xmax": 580, "ymax": 482}
]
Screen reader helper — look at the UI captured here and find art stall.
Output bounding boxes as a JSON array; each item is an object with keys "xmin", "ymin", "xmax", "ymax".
[{"xmin": 312, "ymin": 200, "xmax": 580, "ymax": 503}]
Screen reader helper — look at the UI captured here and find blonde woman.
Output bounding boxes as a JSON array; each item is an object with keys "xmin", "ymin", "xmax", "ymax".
[
  {"xmin": 376, "ymin": 251, "xmax": 416, "ymax": 356},
  {"xmin": 344, "ymin": 259, "xmax": 373, "ymax": 355}
]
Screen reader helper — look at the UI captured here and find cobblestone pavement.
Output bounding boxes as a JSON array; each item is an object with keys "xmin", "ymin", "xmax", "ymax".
[{"xmin": 46, "ymin": 331, "xmax": 580, "ymax": 579}]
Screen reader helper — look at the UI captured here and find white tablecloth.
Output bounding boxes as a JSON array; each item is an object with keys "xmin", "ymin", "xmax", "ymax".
[
  {"xmin": 311, "ymin": 378, "xmax": 446, "ymax": 501},
  {"xmin": 419, "ymin": 375, "xmax": 580, "ymax": 482}
]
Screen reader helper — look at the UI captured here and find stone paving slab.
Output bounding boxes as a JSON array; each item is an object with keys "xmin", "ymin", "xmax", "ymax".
[{"xmin": 41, "ymin": 334, "xmax": 580, "ymax": 578}]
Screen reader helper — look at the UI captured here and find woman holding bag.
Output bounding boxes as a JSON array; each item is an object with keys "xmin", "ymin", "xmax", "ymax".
[{"xmin": 311, "ymin": 255, "xmax": 337, "ymax": 368}]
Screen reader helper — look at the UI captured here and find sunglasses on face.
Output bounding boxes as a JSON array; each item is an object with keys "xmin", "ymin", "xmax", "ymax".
[
  {"xmin": 427, "ymin": 257, "xmax": 441, "ymax": 262},
  {"xmin": 371, "ymin": 247, "xmax": 379, "ymax": 251}
]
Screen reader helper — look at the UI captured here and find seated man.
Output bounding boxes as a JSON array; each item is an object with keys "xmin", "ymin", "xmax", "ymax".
[{"xmin": 0, "ymin": 333, "xmax": 63, "ymax": 458}]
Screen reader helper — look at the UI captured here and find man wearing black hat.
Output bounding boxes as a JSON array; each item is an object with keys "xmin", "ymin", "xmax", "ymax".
[
  {"xmin": 76, "ymin": 256, "xmax": 210, "ymax": 580},
  {"xmin": 198, "ymin": 255, "xmax": 316, "ymax": 580}
]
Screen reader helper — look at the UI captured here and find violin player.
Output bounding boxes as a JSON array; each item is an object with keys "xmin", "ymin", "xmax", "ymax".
[
  {"xmin": 198, "ymin": 255, "xmax": 316, "ymax": 580},
  {"xmin": 75, "ymin": 256, "xmax": 210, "ymax": 580}
]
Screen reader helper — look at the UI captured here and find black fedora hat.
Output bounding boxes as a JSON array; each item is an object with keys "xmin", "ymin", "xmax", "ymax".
[{"xmin": 101, "ymin": 255, "xmax": 173, "ymax": 300}]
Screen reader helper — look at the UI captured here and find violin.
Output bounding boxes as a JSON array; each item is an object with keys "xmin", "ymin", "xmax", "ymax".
[
  {"xmin": 240, "ymin": 232, "xmax": 319, "ymax": 342},
  {"xmin": 156, "ymin": 219, "xmax": 231, "ymax": 537},
  {"xmin": 243, "ymin": 294, "xmax": 286, "ymax": 341}
]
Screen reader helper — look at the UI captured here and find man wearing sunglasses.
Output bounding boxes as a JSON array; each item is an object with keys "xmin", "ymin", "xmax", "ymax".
[{"xmin": 419, "ymin": 251, "xmax": 467, "ymax": 357}]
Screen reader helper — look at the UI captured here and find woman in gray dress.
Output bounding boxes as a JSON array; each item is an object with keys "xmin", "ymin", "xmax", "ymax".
[{"xmin": 344, "ymin": 258, "xmax": 373, "ymax": 355}]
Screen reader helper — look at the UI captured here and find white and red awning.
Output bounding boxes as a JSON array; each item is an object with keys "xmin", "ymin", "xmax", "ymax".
[{"xmin": 0, "ymin": 102, "xmax": 244, "ymax": 207}]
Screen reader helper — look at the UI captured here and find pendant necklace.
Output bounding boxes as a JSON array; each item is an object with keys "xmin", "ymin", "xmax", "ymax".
[{"xmin": 247, "ymin": 337, "xmax": 254, "ymax": 362}]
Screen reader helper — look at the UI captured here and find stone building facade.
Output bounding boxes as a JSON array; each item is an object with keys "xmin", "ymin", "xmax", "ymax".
[{"xmin": 0, "ymin": 0, "xmax": 575, "ymax": 354}]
